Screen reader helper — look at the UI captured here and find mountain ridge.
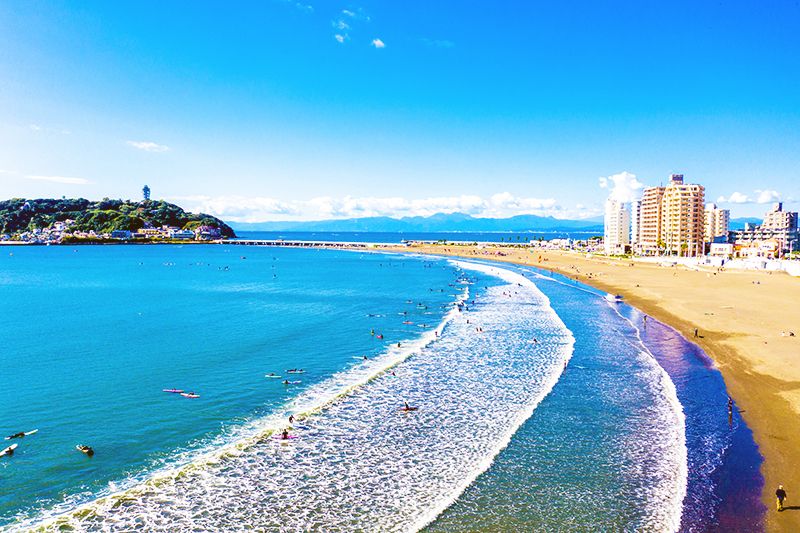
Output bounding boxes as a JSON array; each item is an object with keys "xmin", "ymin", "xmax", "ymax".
[{"xmin": 230, "ymin": 213, "xmax": 604, "ymax": 233}]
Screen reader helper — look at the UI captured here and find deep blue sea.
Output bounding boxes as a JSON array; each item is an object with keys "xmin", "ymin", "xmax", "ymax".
[{"xmin": 0, "ymin": 244, "xmax": 763, "ymax": 531}]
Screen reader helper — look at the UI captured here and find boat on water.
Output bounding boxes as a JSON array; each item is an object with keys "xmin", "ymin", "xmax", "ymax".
[{"xmin": 605, "ymin": 293, "xmax": 624, "ymax": 304}]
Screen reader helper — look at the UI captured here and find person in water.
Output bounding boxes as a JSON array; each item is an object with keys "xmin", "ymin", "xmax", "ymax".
[
  {"xmin": 288, "ymin": 415, "xmax": 294, "ymax": 424},
  {"xmin": 281, "ymin": 429, "xmax": 290, "ymax": 440},
  {"xmin": 78, "ymin": 445, "xmax": 95, "ymax": 456},
  {"xmin": 7, "ymin": 432, "xmax": 25, "ymax": 440},
  {"xmin": 776, "ymin": 485, "xmax": 787, "ymax": 511}
]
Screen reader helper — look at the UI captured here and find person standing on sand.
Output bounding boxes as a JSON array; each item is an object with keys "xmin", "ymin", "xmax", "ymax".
[{"xmin": 776, "ymin": 485, "xmax": 787, "ymax": 511}]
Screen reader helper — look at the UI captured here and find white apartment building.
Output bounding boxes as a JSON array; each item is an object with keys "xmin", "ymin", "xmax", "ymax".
[
  {"xmin": 704, "ymin": 203, "xmax": 730, "ymax": 243},
  {"xmin": 604, "ymin": 198, "xmax": 630, "ymax": 255}
]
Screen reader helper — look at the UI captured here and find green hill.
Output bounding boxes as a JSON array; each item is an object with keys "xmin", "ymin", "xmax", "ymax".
[{"xmin": 0, "ymin": 198, "xmax": 235, "ymax": 238}]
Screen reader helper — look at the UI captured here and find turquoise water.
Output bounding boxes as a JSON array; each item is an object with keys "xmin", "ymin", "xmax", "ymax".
[
  {"xmin": 0, "ymin": 246, "xmax": 457, "ymax": 526},
  {"xmin": 0, "ymin": 245, "xmax": 761, "ymax": 530}
]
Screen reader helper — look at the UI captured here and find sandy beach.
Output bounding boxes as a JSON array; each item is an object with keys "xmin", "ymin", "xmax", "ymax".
[{"xmin": 386, "ymin": 243, "xmax": 800, "ymax": 532}]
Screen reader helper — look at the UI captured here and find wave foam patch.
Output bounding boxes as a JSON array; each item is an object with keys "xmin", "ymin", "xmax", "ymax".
[{"xmin": 27, "ymin": 264, "xmax": 573, "ymax": 532}]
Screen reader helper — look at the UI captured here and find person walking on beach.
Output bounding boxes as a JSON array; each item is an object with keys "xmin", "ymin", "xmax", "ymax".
[{"xmin": 776, "ymin": 485, "xmax": 787, "ymax": 511}]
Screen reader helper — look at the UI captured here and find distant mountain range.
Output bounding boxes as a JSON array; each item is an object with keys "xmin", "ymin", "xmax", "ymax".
[
  {"xmin": 230, "ymin": 213, "xmax": 604, "ymax": 233},
  {"xmin": 730, "ymin": 217, "xmax": 762, "ymax": 230}
]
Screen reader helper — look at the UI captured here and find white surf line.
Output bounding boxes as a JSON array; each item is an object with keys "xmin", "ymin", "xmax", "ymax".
[
  {"xmin": 410, "ymin": 259, "xmax": 576, "ymax": 532},
  {"xmin": 20, "ymin": 279, "xmax": 470, "ymax": 532},
  {"xmin": 603, "ymin": 305, "xmax": 688, "ymax": 532},
  {"xmin": 515, "ymin": 262, "xmax": 688, "ymax": 532}
]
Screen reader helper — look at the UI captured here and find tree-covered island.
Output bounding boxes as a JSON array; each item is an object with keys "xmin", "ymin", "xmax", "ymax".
[{"xmin": 0, "ymin": 198, "xmax": 236, "ymax": 244}]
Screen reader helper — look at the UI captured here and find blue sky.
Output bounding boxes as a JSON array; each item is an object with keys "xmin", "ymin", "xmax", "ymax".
[{"xmin": 1, "ymin": 0, "xmax": 798, "ymax": 221}]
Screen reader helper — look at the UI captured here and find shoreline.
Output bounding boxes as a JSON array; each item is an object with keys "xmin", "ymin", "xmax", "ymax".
[{"xmin": 385, "ymin": 244, "xmax": 800, "ymax": 533}]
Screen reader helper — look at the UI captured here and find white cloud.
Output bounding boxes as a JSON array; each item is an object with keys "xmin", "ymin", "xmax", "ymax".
[
  {"xmin": 717, "ymin": 192, "xmax": 750, "ymax": 203},
  {"xmin": 755, "ymin": 189, "xmax": 781, "ymax": 204},
  {"xmin": 598, "ymin": 171, "xmax": 643, "ymax": 203},
  {"xmin": 174, "ymin": 193, "xmax": 572, "ymax": 223},
  {"xmin": 26, "ymin": 175, "xmax": 89, "ymax": 185},
  {"xmin": 29, "ymin": 124, "xmax": 42, "ymax": 131},
  {"xmin": 334, "ymin": 33, "xmax": 348, "ymax": 43},
  {"xmin": 342, "ymin": 9, "xmax": 355, "ymax": 17},
  {"xmin": 717, "ymin": 189, "xmax": 782, "ymax": 204},
  {"xmin": 371, "ymin": 38, "xmax": 385, "ymax": 48},
  {"xmin": 126, "ymin": 140, "xmax": 170, "ymax": 153},
  {"xmin": 333, "ymin": 19, "xmax": 349, "ymax": 30}
]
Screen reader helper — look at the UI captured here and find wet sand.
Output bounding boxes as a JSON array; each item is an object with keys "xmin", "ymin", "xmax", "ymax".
[{"xmin": 384, "ymin": 244, "xmax": 800, "ymax": 532}]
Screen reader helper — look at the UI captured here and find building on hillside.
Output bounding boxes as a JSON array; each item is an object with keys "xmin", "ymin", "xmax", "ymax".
[
  {"xmin": 111, "ymin": 230, "xmax": 132, "ymax": 240},
  {"xmin": 637, "ymin": 184, "xmax": 665, "ymax": 255},
  {"xmin": 169, "ymin": 229, "xmax": 195, "ymax": 240},
  {"xmin": 731, "ymin": 203, "xmax": 799, "ymax": 256},
  {"xmin": 630, "ymin": 200, "xmax": 641, "ymax": 249},
  {"xmin": 603, "ymin": 198, "xmax": 630, "ymax": 255},
  {"xmin": 704, "ymin": 203, "xmax": 730, "ymax": 243}
]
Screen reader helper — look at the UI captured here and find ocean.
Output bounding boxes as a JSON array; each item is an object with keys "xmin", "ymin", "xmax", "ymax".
[{"xmin": 0, "ymin": 244, "xmax": 763, "ymax": 530}]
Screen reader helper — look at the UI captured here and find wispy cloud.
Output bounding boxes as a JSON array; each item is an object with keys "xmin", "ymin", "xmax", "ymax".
[
  {"xmin": 126, "ymin": 140, "xmax": 170, "ymax": 153},
  {"xmin": 332, "ymin": 8, "xmax": 371, "ymax": 45},
  {"xmin": 29, "ymin": 123, "xmax": 71, "ymax": 134},
  {"xmin": 174, "ymin": 192, "xmax": 568, "ymax": 223},
  {"xmin": 598, "ymin": 171, "xmax": 643, "ymax": 203},
  {"xmin": 26, "ymin": 175, "xmax": 89, "ymax": 185},
  {"xmin": 278, "ymin": 0, "xmax": 313, "ymax": 13},
  {"xmin": 371, "ymin": 38, "xmax": 385, "ymax": 49},
  {"xmin": 717, "ymin": 189, "xmax": 782, "ymax": 204}
]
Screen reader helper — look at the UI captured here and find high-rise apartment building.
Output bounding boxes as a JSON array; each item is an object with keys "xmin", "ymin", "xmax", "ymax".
[
  {"xmin": 638, "ymin": 174, "xmax": 705, "ymax": 256},
  {"xmin": 704, "ymin": 203, "xmax": 730, "ymax": 243},
  {"xmin": 630, "ymin": 200, "xmax": 641, "ymax": 248},
  {"xmin": 660, "ymin": 174, "xmax": 705, "ymax": 257},
  {"xmin": 604, "ymin": 198, "xmax": 630, "ymax": 254},
  {"xmin": 761, "ymin": 202, "xmax": 798, "ymax": 232},
  {"xmin": 637, "ymin": 185, "xmax": 665, "ymax": 255}
]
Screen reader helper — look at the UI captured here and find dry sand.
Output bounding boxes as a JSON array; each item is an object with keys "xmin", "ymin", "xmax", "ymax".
[{"xmin": 387, "ymin": 243, "xmax": 800, "ymax": 532}]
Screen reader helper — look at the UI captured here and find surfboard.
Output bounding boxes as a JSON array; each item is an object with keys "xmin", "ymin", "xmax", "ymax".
[
  {"xmin": 1, "ymin": 444, "xmax": 17, "ymax": 456},
  {"xmin": 5, "ymin": 429, "xmax": 38, "ymax": 440}
]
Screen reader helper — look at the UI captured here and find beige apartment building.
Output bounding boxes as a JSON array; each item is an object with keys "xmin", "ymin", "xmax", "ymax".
[
  {"xmin": 637, "ymin": 174, "xmax": 705, "ymax": 256},
  {"xmin": 637, "ymin": 185, "xmax": 665, "ymax": 255}
]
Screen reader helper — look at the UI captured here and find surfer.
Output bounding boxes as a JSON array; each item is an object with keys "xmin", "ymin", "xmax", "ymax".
[
  {"xmin": 6, "ymin": 432, "xmax": 26, "ymax": 440},
  {"xmin": 280, "ymin": 429, "xmax": 291, "ymax": 440},
  {"xmin": 77, "ymin": 445, "xmax": 94, "ymax": 457},
  {"xmin": 289, "ymin": 415, "xmax": 295, "ymax": 424},
  {"xmin": 401, "ymin": 401, "xmax": 418, "ymax": 412}
]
